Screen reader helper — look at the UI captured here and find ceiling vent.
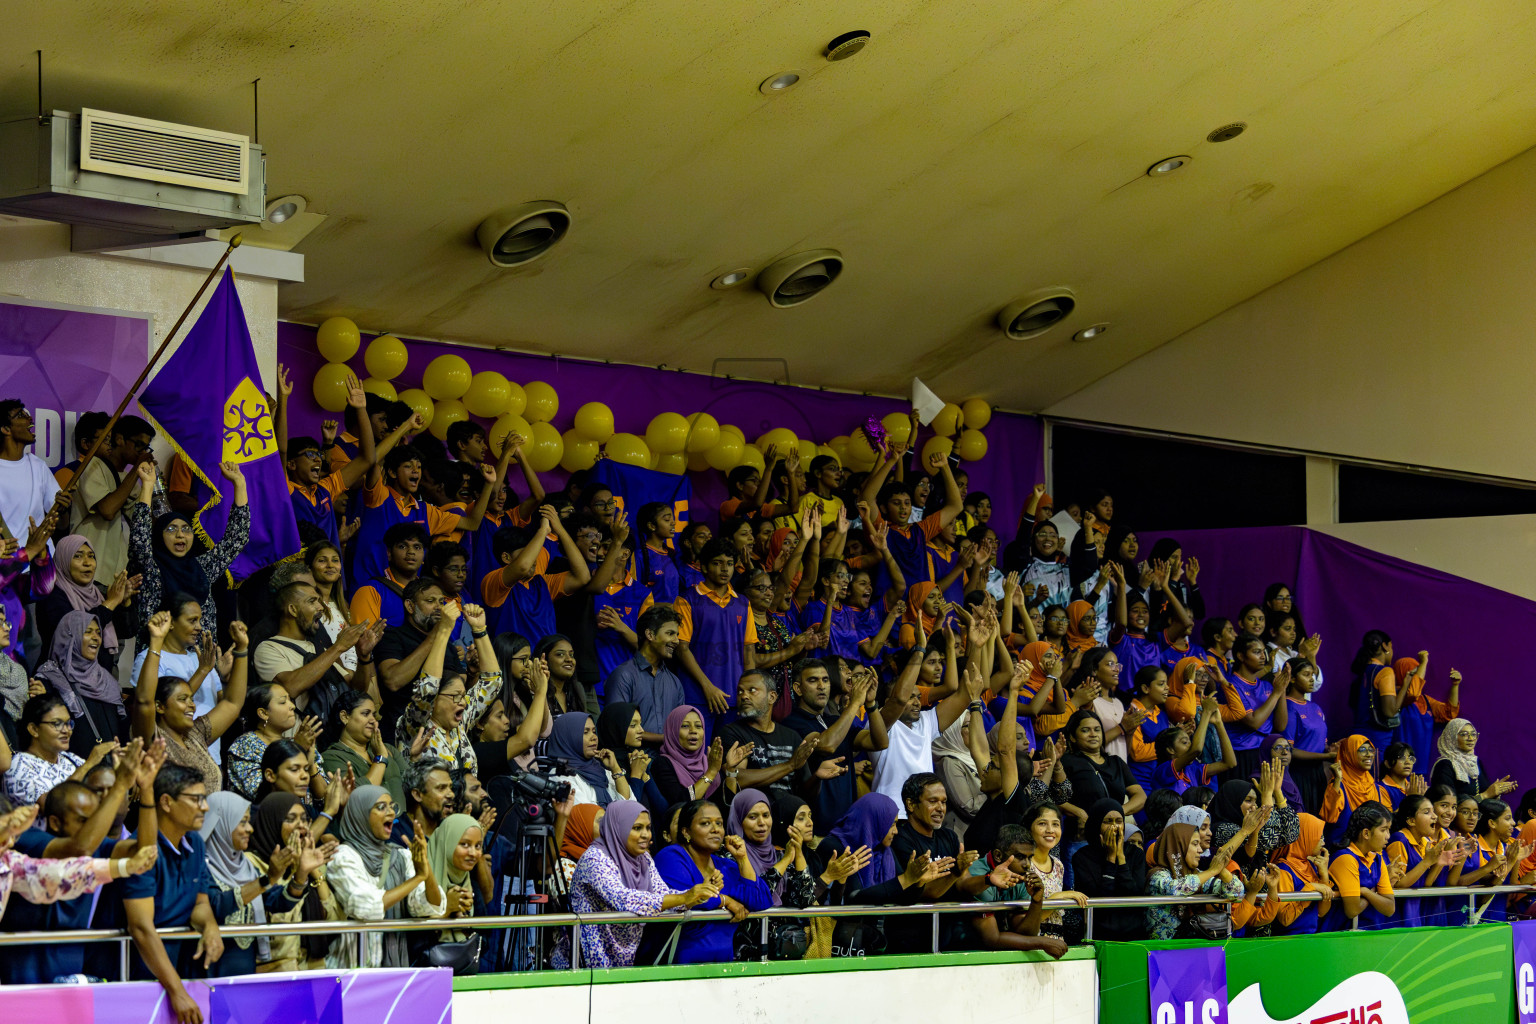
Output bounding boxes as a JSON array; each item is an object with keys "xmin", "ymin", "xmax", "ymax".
[
  {"xmin": 997, "ymin": 290, "xmax": 1076, "ymax": 339},
  {"xmin": 0, "ymin": 109, "xmax": 264, "ymax": 249},
  {"xmin": 825, "ymin": 31, "xmax": 871, "ymax": 61},
  {"xmin": 757, "ymin": 249, "xmax": 844, "ymax": 307},
  {"xmin": 476, "ymin": 201, "xmax": 571, "ymax": 267}
]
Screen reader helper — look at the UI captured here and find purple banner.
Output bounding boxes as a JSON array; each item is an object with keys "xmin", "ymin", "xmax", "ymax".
[
  {"xmin": 276, "ymin": 322, "xmax": 1045, "ymax": 538},
  {"xmin": 1139, "ymin": 525, "xmax": 1536, "ymax": 782},
  {"xmin": 1149, "ymin": 947, "xmax": 1227, "ymax": 1024},
  {"xmin": 0, "ymin": 299, "xmax": 148, "ymax": 468},
  {"xmin": 0, "ymin": 967, "xmax": 452, "ymax": 1024},
  {"xmin": 1516, "ymin": 920, "xmax": 1536, "ymax": 1022}
]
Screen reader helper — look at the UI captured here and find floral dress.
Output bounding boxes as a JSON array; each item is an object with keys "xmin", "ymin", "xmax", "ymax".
[
  {"xmin": 755, "ymin": 612, "xmax": 795, "ymax": 717},
  {"xmin": 128, "ymin": 501, "xmax": 249, "ymax": 644},
  {"xmin": 552, "ymin": 846, "xmax": 683, "ymax": 969},
  {"xmin": 1145, "ymin": 869, "xmax": 1244, "ymax": 939},
  {"xmin": 0, "ymin": 848, "xmax": 113, "ymax": 918},
  {"xmin": 399, "ymin": 670, "xmax": 502, "ymax": 774}
]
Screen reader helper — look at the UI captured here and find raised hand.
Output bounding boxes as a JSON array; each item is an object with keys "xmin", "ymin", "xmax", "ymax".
[
  {"xmin": 293, "ymin": 715, "xmax": 323, "ymax": 752},
  {"xmin": 814, "ymin": 756, "xmax": 847, "ymax": 780},
  {"xmin": 125, "ymin": 844, "xmax": 159, "ymax": 876},
  {"xmin": 462, "ymin": 603, "xmax": 487, "ymax": 634},
  {"xmin": 823, "ymin": 845, "xmax": 872, "ymax": 884},
  {"xmin": 219, "ymin": 460, "xmax": 245, "ymax": 485},
  {"xmin": 409, "ymin": 832, "xmax": 431, "ymax": 878},
  {"xmin": 722, "ymin": 834, "xmax": 748, "ymax": 860},
  {"xmin": 409, "ymin": 726, "xmax": 431, "ymax": 759},
  {"xmin": 321, "ymin": 419, "xmax": 339, "ymax": 446},
  {"xmin": 724, "ymin": 741, "xmax": 753, "ymax": 771},
  {"xmin": 788, "ymin": 735, "xmax": 820, "ymax": 770},
  {"xmin": 344, "ymin": 372, "xmax": 366, "ymax": 409},
  {"xmin": 276, "ymin": 363, "xmax": 294, "ymax": 398}
]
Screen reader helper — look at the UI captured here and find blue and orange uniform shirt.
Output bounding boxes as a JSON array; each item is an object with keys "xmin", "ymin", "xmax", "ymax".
[
  {"xmin": 1324, "ymin": 843, "xmax": 1393, "ymax": 932},
  {"xmin": 353, "ymin": 478, "xmax": 463, "ymax": 593},
  {"xmin": 1125, "ymin": 698, "xmax": 1171, "ymax": 789},
  {"xmin": 674, "ymin": 582, "xmax": 757, "ymax": 714},
  {"xmin": 289, "ymin": 470, "xmax": 347, "ymax": 546},
  {"xmin": 479, "ymin": 564, "xmax": 569, "ymax": 643}
]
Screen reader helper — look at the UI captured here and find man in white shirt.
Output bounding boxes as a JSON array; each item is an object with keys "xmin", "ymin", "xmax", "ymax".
[
  {"xmin": 869, "ymin": 642, "xmax": 981, "ymax": 817},
  {"xmin": 0, "ymin": 400, "xmax": 62, "ymax": 546},
  {"xmin": 69, "ymin": 414, "xmax": 155, "ymax": 582}
]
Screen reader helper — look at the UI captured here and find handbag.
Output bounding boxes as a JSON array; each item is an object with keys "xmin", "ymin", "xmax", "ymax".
[{"xmin": 418, "ymin": 933, "xmax": 482, "ymax": 975}]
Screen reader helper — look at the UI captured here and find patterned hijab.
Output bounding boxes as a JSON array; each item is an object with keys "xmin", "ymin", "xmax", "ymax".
[{"xmin": 1434, "ymin": 719, "xmax": 1481, "ymax": 784}]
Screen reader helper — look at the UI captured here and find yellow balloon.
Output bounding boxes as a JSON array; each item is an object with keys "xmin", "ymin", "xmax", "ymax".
[
  {"xmin": 502, "ymin": 380, "xmax": 527, "ymax": 419},
  {"xmin": 961, "ymin": 398, "xmax": 992, "ymax": 431},
  {"xmin": 932, "ymin": 402, "xmax": 963, "ymax": 437},
  {"xmin": 363, "ymin": 334, "xmax": 408, "ymax": 379},
  {"xmin": 816, "ymin": 444, "xmax": 840, "ymax": 466},
  {"xmin": 687, "ymin": 450, "xmax": 712, "ymax": 473},
  {"xmin": 605, "ymin": 432, "xmax": 650, "ymax": 469},
  {"xmin": 422, "ymin": 354, "xmax": 472, "ymax": 400},
  {"xmin": 654, "ymin": 451, "xmax": 688, "ymax": 475},
  {"xmin": 738, "ymin": 445, "xmax": 765, "ymax": 473},
  {"xmin": 523, "ymin": 381, "xmax": 559, "ymax": 423},
  {"xmin": 705, "ymin": 432, "xmax": 744, "ymax": 472},
  {"xmin": 956, "ymin": 428, "xmax": 989, "ymax": 462},
  {"xmin": 429, "ymin": 399, "xmax": 469, "ymax": 440},
  {"xmin": 719, "ymin": 423, "xmax": 745, "ymax": 444},
  {"xmin": 922, "ymin": 435, "xmax": 955, "ymax": 465},
  {"xmin": 463, "ymin": 371, "xmax": 512, "ymax": 418},
  {"xmin": 646, "ymin": 412, "xmax": 690, "ymax": 455},
  {"xmin": 797, "ymin": 439, "xmax": 818, "ymax": 465},
  {"xmin": 397, "ymin": 388, "xmax": 434, "ymax": 430},
  {"xmin": 574, "ymin": 402, "xmax": 615, "ymax": 442},
  {"xmin": 316, "ymin": 317, "xmax": 360, "ymax": 363},
  {"xmin": 827, "ymin": 435, "xmax": 850, "ymax": 462},
  {"xmin": 685, "ymin": 413, "xmax": 720, "ymax": 453},
  {"xmin": 361, "ymin": 377, "xmax": 397, "ymax": 401},
  {"xmin": 525, "ymin": 421, "xmax": 564, "ymax": 472},
  {"xmin": 311, "ymin": 363, "xmax": 353, "ymax": 413},
  {"xmin": 881, "ymin": 412, "xmax": 913, "ymax": 447},
  {"xmin": 845, "ymin": 430, "xmax": 879, "ymax": 472},
  {"xmin": 489, "ymin": 413, "xmax": 533, "ymax": 457},
  {"xmin": 560, "ymin": 430, "xmax": 600, "ymax": 472},
  {"xmin": 756, "ymin": 427, "xmax": 798, "ymax": 456}
]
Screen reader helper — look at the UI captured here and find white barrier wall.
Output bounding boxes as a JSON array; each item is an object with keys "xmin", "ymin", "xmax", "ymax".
[{"xmin": 454, "ymin": 952, "xmax": 1097, "ymax": 1024}]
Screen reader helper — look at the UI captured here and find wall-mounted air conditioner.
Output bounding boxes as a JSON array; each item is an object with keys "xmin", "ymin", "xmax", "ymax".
[{"xmin": 0, "ymin": 108, "xmax": 264, "ymax": 251}]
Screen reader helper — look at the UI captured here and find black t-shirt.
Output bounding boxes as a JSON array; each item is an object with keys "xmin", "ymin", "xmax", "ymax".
[
  {"xmin": 891, "ymin": 821, "xmax": 961, "ymax": 867},
  {"xmin": 720, "ymin": 720, "xmax": 806, "ymax": 796},
  {"xmin": 781, "ymin": 705, "xmax": 859, "ymax": 831},
  {"xmin": 375, "ymin": 622, "xmax": 466, "ymax": 744},
  {"xmin": 967, "ymin": 781, "xmax": 1038, "ymax": 857},
  {"xmin": 1060, "ymin": 753, "xmax": 1134, "ymax": 841},
  {"xmin": 472, "ymin": 739, "xmax": 512, "ymax": 781}
]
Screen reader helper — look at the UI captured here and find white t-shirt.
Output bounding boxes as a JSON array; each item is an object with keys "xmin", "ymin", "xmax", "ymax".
[
  {"xmin": 0, "ymin": 453, "xmax": 60, "ymax": 545},
  {"xmin": 1094, "ymin": 694, "xmax": 1128, "ymax": 763},
  {"xmin": 870, "ymin": 706, "xmax": 941, "ymax": 818}
]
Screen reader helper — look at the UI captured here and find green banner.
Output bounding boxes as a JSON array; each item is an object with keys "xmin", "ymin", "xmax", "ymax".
[{"xmin": 1097, "ymin": 924, "xmax": 1513, "ymax": 1024}]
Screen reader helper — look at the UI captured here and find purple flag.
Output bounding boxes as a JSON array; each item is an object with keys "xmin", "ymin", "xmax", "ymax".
[
  {"xmin": 1149, "ymin": 947, "xmax": 1227, "ymax": 1024},
  {"xmin": 1516, "ymin": 920, "xmax": 1536, "ymax": 1022},
  {"xmin": 139, "ymin": 269, "xmax": 299, "ymax": 580}
]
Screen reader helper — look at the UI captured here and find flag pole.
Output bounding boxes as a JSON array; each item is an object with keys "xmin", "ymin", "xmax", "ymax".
[{"xmin": 55, "ymin": 233, "xmax": 244, "ymax": 504}]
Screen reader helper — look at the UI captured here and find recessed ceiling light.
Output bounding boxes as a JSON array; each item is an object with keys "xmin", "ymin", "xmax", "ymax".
[
  {"xmin": 825, "ymin": 30, "xmax": 871, "ymax": 61},
  {"xmin": 1146, "ymin": 155, "xmax": 1191, "ymax": 176},
  {"xmin": 1073, "ymin": 323, "xmax": 1110, "ymax": 342},
  {"xmin": 711, "ymin": 269, "xmax": 753, "ymax": 290},
  {"xmin": 264, "ymin": 194, "xmax": 306, "ymax": 225},
  {"xmin": 997, "ymin": 290, "xmax": 1077, "ymax": 340},
  {"xmin": 759, "ymin": 71, "xmax": 802, "ymax": 95},
  {"xmin": 1207, "ymin": 122, "xmax": 1246, "ymax": 143}
]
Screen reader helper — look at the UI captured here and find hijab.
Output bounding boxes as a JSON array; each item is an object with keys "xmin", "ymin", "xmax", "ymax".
[
  {"xmin": 1020, "ymin": 640, "xmax": 1055, "ymax": 696},
  {"xmin": 903, "ymin": 581, "xmax": 939, "ymax": 640},
  {"xmin": 1258, "ymin": 733, "xmax": 1304, "ymax": 808},
  {"xmin": 1434, "ymin": 719, "xmax": 1481, "ymax": 784},
  {"xmin": 1065, "ymin": 600, "xmax": 1097, "ymax": 654},
  {"xmin": 547, "ymin": 712, "xmax": 613, "ymax": 806},
  {"xmin": 1339, "ymin": 735, "xmax": 1390, "ymax": 809},
  {"xmin": 1393, "ymin": 657, "xmax": 1424, "ymax": 704},
  {"xmin": 334, "ymin": 784, "xmax": 400, "ymax": 881},
  {"xmin": 825, "ymin": 793, "xmax": 899, "ymax": 889},
  {"xmin": 659, "ymin": 705, "xmax": 719, "ymax": 798},
  {"xmin": 36, "ymin": 609, "xmax": 123, "ymax": 713},
  {"xmin": 427, "ymin": 813, "xmax": 481, "ymax": 888},
  {"xmin": 931, "ymin": 711, "xmax": 977, "ymax": 772},
  {"xmin": 1151, "ymin": 822, "xmax": 1198, "ymax": 876},
  {"xmin": 727, "ymin": 788, "xmax": 782, "ymax": 905},
  {"xmin": 769, "ymin": 791, "xmax": 810, "ymax": 849},
  {"xmin": 1082, "ymin": 797, "xmax": 1125, "ymax": 857},
  {"xmin": 590, "ymin": 798, "xmax": 654, "ymax": 890},
  {"xmin": 560, "ymin": 804, "xmax": 602, "ymax": 861},
  {"xmin": 1170, "ymin": 656, "xmax": 1205, "ymax": 699},
  {"xmin": 199, "ymin": 792, "xmax": 266, "ymax": 952},
  {"xmin": 1212, "ymin": 779, "xmax": 1256, "ymax": 829},
  {"xmin": 251, "ymin": 792, "xmax": 303, "ymax": 863},
  {"xmin": 151, "ymin": 512, "xmax": 212, "ymax": 603},
  {"xmin": 1147, "ymin": 806, "xmax": 1210, "ymax": 867},
  {"xmin": 596, "ymin": 702, "xmax": 640, "ymax": 756},
  {"xmin": 52, "ymin": 535, "xmax": 117, "ymax": 651},
  {"xmin": 1279, "ymin": 812, "xmax": 1325, "ymax": 883}
]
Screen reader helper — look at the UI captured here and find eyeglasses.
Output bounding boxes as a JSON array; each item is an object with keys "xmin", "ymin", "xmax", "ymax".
[
  {"xmin": 162, "ymin": 524, "xmax": 195, "ymax": 535},
  {"xmin": 295, "ymin": 449, "xmax": 322, "ymax": 461},
  {"xmin": 589, "ymin": 500, "xmax": 616, "ymax": 512},
  {"xmin": 438, "ymin": 692, "xmax": 468, "ymax": 705},
  {"xmin": 178, "ymin": 793, "xmax": 210, "ymax": 807},
  {"xmin": 126, "ymin": 437, "xmax": 154, "ymax": 452},
  {"xmin": 40, "ymin": 718, "xmax": 74, "ymax": 730}
]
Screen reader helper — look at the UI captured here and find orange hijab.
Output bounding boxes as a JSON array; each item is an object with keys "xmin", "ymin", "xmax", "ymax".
[
  {"xmin": 560, "ymin": 804, "xmax": 602, "ymax": 861},
  {"xmin": 767, "ymin": 527, "xmax": 801, "ymax": 591},
  {"xmin": 1519, "ymin": 821, "xmax": 1536, "ymax": 877},
  {"xmin": 904, "ymin": 581, "xmax": 939, "ymax": 640},
  {"xmin": 1339, "ymin": 735, "xmax": 1389, "ymax": 811},
  {"xmin": 1020, "ymin": 640, "xmax": 1055, "ymax": 696},
  {"xmin": 1393, "ymin": 657, "xmax": 1424, "ymax": 705},
  {"xmin": 1065, "ymin": 599, "xmax": 1097, "ymax": 654},
  {"xmin": 1280, "ymin": 812, "xmax": 1325, "ymax": 883}
]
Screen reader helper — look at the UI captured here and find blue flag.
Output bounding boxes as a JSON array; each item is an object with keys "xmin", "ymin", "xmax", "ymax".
[
  {"xmin": 139, "ymin": 269, "xmax": 299, "ymax": 580},
  {"xmin": 587, "ymin": 458, "xmax": 692, "ymax": 527}
]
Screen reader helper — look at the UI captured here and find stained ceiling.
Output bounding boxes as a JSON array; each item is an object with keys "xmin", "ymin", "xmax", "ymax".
[{"xmin": 4, "ymin": 0, "xmax": 1536, "ymax": 410}]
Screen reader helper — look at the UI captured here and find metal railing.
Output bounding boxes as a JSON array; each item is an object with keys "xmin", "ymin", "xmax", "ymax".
[{"xmin": 0, "ymin": 884, "xmax": 1526, "ymax": 980}]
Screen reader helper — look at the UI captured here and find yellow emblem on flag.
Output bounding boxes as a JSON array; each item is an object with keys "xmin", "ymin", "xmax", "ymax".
[{"xmin": 222, "ymin": 376, "xmax": 277, "ymax": 464}]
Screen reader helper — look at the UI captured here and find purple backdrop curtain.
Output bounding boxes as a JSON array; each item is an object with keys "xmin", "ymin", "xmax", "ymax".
[
  {"xmin": 277, "ymin": 323, "xmax": 1045, "ymax": 537},
  {"xmin": 1140, "ymin": 525, "xmax": 1531, "ymax": 781}
]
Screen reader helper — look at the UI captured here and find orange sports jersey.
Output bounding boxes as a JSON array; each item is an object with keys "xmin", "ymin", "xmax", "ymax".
[
  {"xmin": 1329, "ymin": 845, "xmax": 1394, "ymax": 900},
  {"xmin": 362, "ymin": 478, "xmax": 462, "ymax": 539},
  {"xmin": 481, "ymin": 567, "xmax": 567, "ymax": 608}
]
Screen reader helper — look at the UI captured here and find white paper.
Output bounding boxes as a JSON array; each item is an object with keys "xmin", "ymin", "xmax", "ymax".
[{"xmin": 1049, "ymin": 509, "xmax": 1080, "ymax": 551}]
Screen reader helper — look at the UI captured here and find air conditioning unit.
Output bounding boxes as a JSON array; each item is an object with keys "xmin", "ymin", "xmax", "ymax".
[{"xmin": 0, "ymin": 109, "xmax": 265, "ymax": 251}]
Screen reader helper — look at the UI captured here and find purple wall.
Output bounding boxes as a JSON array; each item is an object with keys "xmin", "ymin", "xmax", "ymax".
[
  {"xmin": 277, "ymin": 322, "xmax": 1045, "ymax": 535},
  {"xmin": 1140, "ymin": 525, "xmax": 1531, "ymax": 782}
]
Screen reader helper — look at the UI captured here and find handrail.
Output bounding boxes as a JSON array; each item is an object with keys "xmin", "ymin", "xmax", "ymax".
[{"xmin": 0, "ymin": 883, "xmax": 1525, "ymax": 947}]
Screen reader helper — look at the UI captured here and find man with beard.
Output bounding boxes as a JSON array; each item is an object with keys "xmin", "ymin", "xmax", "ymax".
[
  {"xmin": 781, "ymin": 659, "xmax": 891, "ymax": 829},
  {"xmin": 373, "ymin": 578, "xmax": 466, "ymax": 745},
  {"xmin": 604, "ymin": 604, "xmax": 686, "ymax": 744},
  {"xmin": 252, "ymin": 582, "xmax": 372, "ymax": 719},
  {"xmin": 393, "ymin": 755, "xmax": 455, "ymax": 843},
  {"xmin": 719, "ymin": 670, "xmax": 844, "ymax": 798}
]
